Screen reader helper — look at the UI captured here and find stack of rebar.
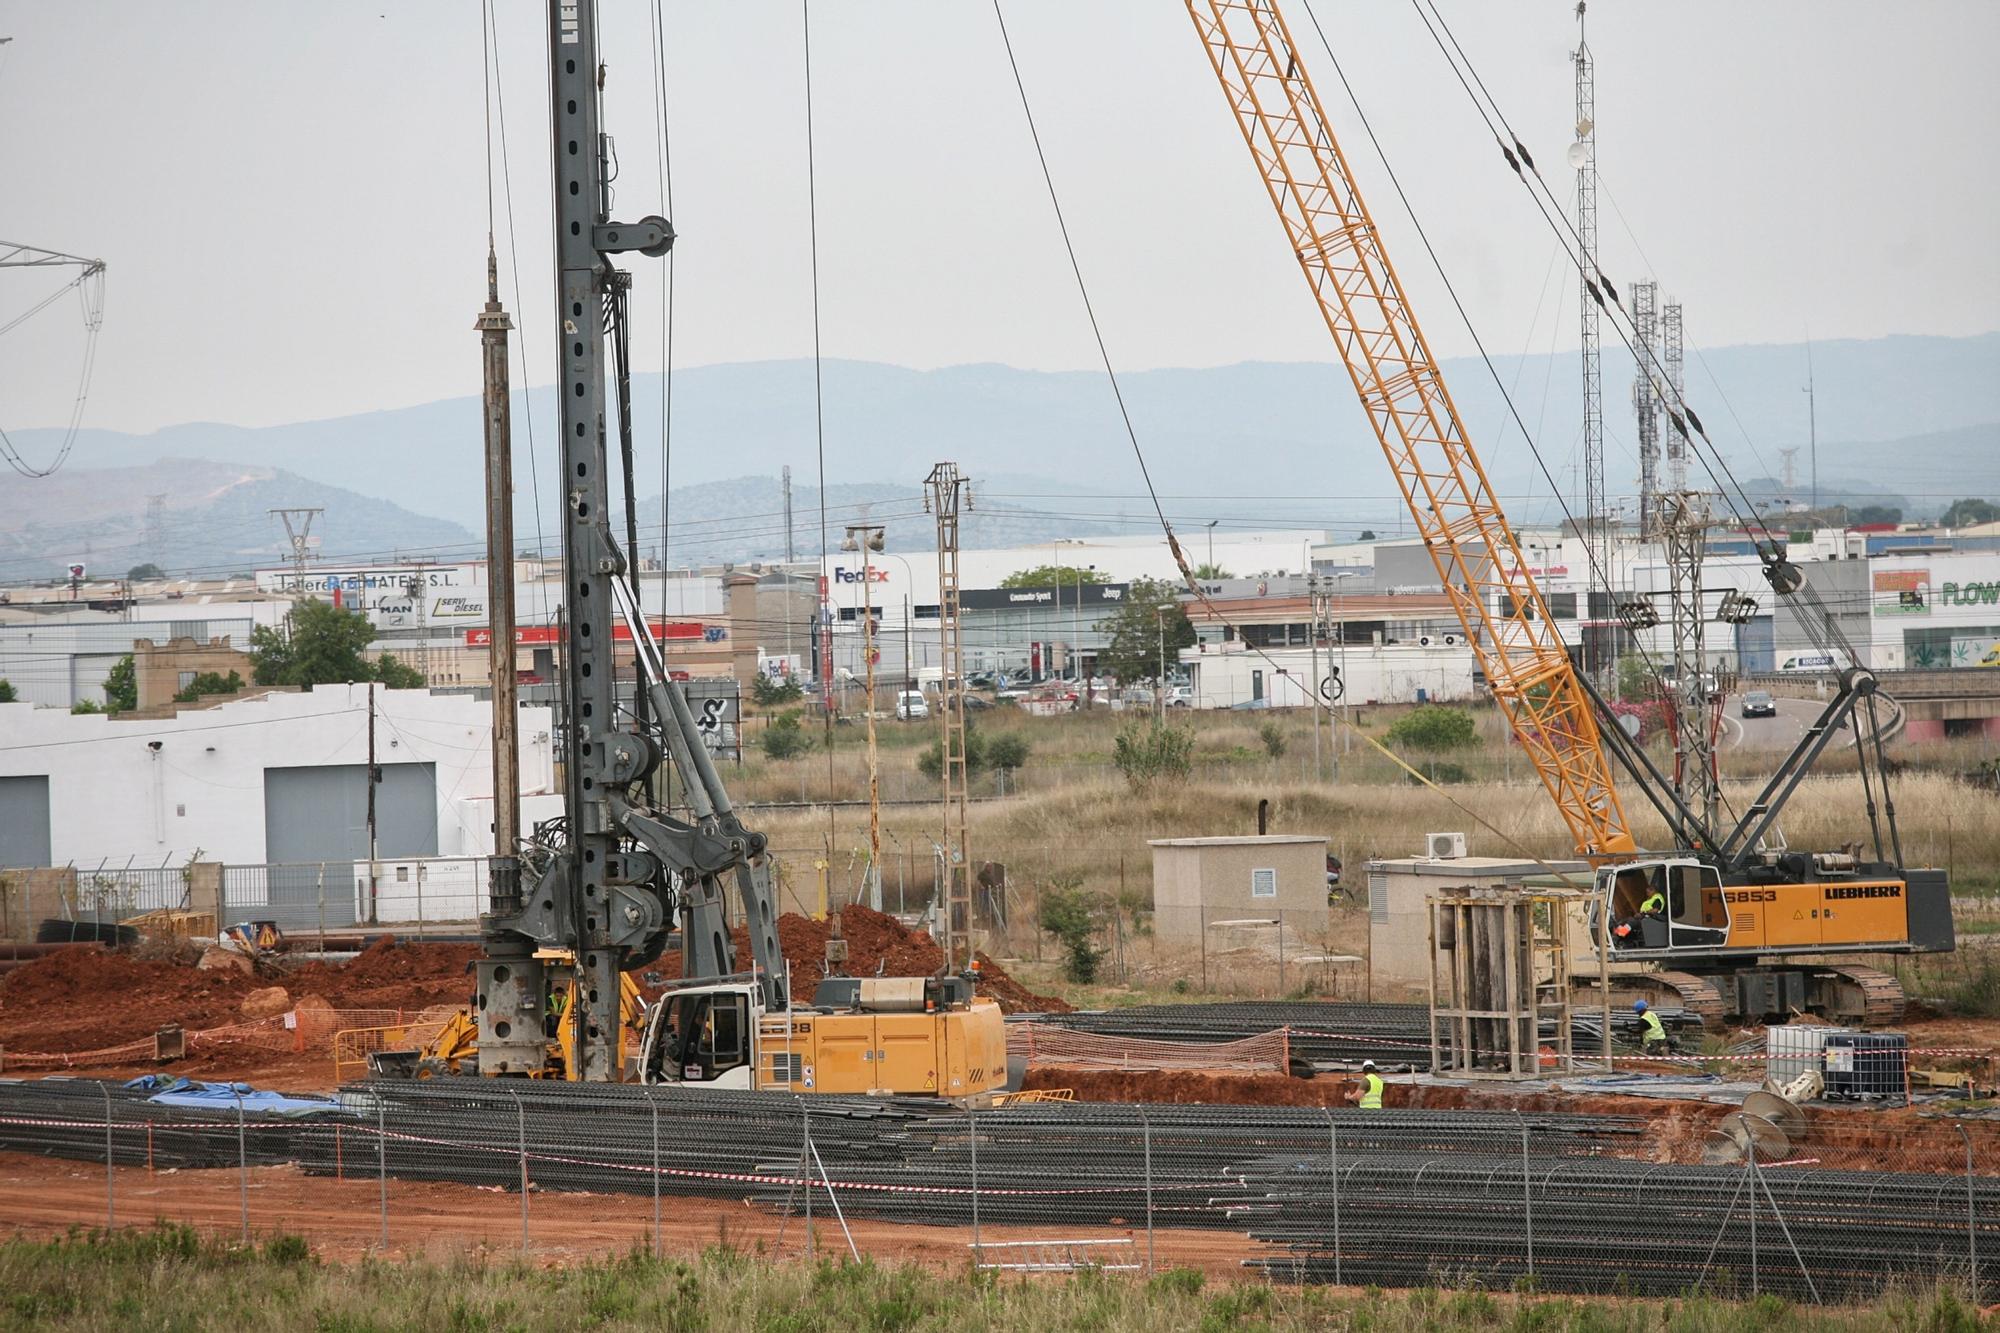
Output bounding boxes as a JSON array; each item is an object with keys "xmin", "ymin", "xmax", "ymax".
[
  {"xmin": 1236, "ymin": 1151, "xmax": 2000, "ymax": 1301},
  {"xmin": 0, "ymin": 1077, "xmax": 327, "ymax": 1169},
  {"xmin": 1012, "ymin": 1001, "xmax": 1703, "ymax": 1067}
]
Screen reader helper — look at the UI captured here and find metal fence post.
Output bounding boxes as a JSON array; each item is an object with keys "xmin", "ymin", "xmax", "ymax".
[
  {"xmin": 1139, "ymin": 1106, "xmax": 1154, "ymax": 1274},
  {"xmin": 1325, "ymin": 1107, "xmax": 1342, "ymax": 1288},
  {"xmin": 1961, "ymin": 1124, "xmax": 1979, "ymax": 1300},
  {"xmin": 1199, "ymin": 906, "xmax": 1208, "ymax": 993},
  {"xmin": 1277, "ymin": 912, "xmax": 1285, "ymax": 995},
  {"xmin": 968, "ymin": 1103, "xmax": 981, "ymax": 1258},
  {"xmin": 1517, "ymin": 1111, "xmax": 1534, "ymax": 1281},
  {"xmin": 315, "ymin": 864, "xmax": 326, "ymax": 945},
  {"xmin": 234, "ymin": 1087, "xmax": 248, "ymax": 1244},
  {"xmin": 377, "ymin": 1097, "xmax": 388, "ymax": 1250},
  {"xmin": 651, "ymin": 1098, "xmax": 662, "ymax": 1259},
  {"xmin": 510, "ymin": 1090, "xmax": 529, "ymax": 1251},
  {"xmin": 98, "ymin": 1082, "xmax": 114, "ymax": 1231},
  {"xmin": 414, "ymin": 862, "xmax": 425, "ymax": 934},
  {"xmin": 1748, "ymin": 1149, "xmax": 1760, "ymax": 1297},
  {"xmin": 802, "ymin": 1102, "xmax": 815, "ymax": 1257}
]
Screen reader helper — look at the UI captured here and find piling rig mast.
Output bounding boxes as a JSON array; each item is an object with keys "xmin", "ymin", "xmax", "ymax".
[
  {"xmin": 472, "ymin": 0, "xmax": 783, "ymax": 1080},
  {"xmin": 1186, "ymin": 0, "xmax": 1951, "ymax": 1024}
]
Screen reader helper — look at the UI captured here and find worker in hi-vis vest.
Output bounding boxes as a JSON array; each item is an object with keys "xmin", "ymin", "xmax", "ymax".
[
  {"xmin": 1347, "ymin": 1059, "xmax": 1385, "ymax": 1109},
  {"xmin": 1633, "ymin": 999, "xmax": 1673, "ymax": 1054},
  {"xmin": 1638, "ymin": 886, "xmax": 1666, "ymax": 917}
]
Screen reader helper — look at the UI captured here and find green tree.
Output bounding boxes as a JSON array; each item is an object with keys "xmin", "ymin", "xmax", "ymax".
[
  {"xmin": 1036, "ymin": 876, "xmax": 1106, "ymax": 984},
  {"xmin": 1257, "ymin": 719, "xmax": 1287, "ymax": 758},
  {"xmin": 999, "ymin": 564, "xmax": 1107, "ymax": 590},
  {"xmin": 173, "ymin": 669, "xmax": 244, "ymax": 703},
  {"xmin": 250, "ymin": 600, "xmax": 427, "ymax": 689},
  {"xmin": 1359, "ymin": 530, "xmax": 1377, "ymax": 541},
  {"xmin": 1112, "ymin": 719, "xmax": 1195, "ymax": 792},
  {"xmin": 1615, "ymin": 653, "xmax": 1654, "ymax": 704},
  {"xmin": 760, "ymin": 709, "xmax": 814, "ymax": 760},
  {"xmin": 917, "ymin": 722, "xmax": 1032, "ymax": 781},
  {"xmin": 125, "ymin": 562, "xmax": 165, "ymax": 581},
  {"xmin": 1940, "ymin": 498, "xmax": 2000, "ymax": 529},
  {"xmin": 1098, "ymin": 578, "xmax": 1194, "ymax": 684},
  {"xmin": 1385, "ymin": 704, "xmax": 1478, "ymax": 751},
  {"xmin": 0, "ymin": 679, "xmax": 17, "ymax": 704},
  {"xmin": 102, "ymin": 654, "xmax": 138, "ymax": 713},
  {"xmin": 1852, "ymin": 504, "xmax": 1903, "ymax": 526},
  {"xmin": 1192, "ymin": 562, "xmax": 1233, "ymax": 580},
  {"xmin": 750, "ymin": 673, "xmax": 804, "ymax": 710}
]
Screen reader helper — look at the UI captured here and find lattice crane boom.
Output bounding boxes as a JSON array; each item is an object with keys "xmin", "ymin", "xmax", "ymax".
[{"xmin": 1185, "ymin": 0, "xmax": 1635, "ymax": 857}]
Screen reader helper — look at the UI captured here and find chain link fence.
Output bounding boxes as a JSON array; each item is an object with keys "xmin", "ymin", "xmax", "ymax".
[{"xmin": 0, "ymin": 1077, "xmax": 1991, "ymax": 1303}]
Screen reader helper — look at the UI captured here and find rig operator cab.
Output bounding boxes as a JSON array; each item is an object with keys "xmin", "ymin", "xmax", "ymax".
[{"xmin": 636, "ymin": 973, "xmax": 1008, "ymax": 1100}]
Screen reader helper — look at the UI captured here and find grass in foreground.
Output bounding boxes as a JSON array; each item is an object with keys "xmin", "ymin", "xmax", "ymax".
[{"xmin": 3, "ymin": 1225, "xmax": 1992, "ymax": 1333}]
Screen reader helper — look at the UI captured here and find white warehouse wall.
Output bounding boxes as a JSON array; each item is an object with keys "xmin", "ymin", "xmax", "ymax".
[{"xmin": 0, "ymin": 686, "xmax": 555, "ymax": 868}]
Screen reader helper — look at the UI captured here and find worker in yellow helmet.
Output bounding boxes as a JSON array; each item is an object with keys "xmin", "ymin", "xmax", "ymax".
[{"xmin": 1347, "ymin": 1059, "xmax": 1385, "ymax": 1110}]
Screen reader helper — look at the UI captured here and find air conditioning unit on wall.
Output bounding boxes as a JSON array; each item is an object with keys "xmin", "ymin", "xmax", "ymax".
[{"xmin": 1426, "ymin": 831, "xmax": 1467, "ymax": 860}]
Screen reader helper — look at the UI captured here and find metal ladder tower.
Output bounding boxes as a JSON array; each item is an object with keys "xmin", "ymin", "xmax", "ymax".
[
  {"xmin": 1663, "ymin": 300, "xmax": 1689, "ymax": 492},
  {"xmin": 925, "ymin": 462, "xmax": 974, "ymax": 969},
  {"xmin": 1660, "ymin": 490, "xmax": 1721, "ymax": 838},
  {"xmin": 1631, "ymin": 281, "xmax": 1660, "ymax": 540},
  {"xmin": 1572, "ymin": 5, "xmax": 1608, "ymax": 676}
]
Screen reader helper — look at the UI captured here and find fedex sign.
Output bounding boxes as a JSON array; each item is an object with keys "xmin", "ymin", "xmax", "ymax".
[{"xmin": 833, "ymin": 567, "xmax": 889, "ymax": 585}]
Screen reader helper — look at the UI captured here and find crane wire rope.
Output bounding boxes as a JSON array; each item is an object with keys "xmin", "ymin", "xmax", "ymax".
[
  {"xmin": 802, "ymin": 0, "xmax": 838, "ymax": 859},
  {"xmin": 1294, "ymin": 1, "xmax": 1762, "ymax": 843},
  {"xmin": 989, "ymin": 0, "xmax": 1574, "ymax": 872},
  {"xmin": 1393, "ymin": 0, "xmax": 1892, "ymax": 834}
]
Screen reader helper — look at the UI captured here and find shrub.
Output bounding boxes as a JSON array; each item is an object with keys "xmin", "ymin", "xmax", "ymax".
[
  {"xmin": 1385, "ymin": 704, "xmax": 1477, "ymax": 751},
  {"xmin": 1258, "ymin": 720, "xmax": 1287, "ymax": 758},
  {"xmin": 1037, "ymin": 877, "xmax": 1105, "ymax": 984},
  {"xmin": 760, "ymin": 709, "xmax": 813, "ymax": 760},
  {"xmin": 1112, "ymin": 721, "xmax": 1195, "ymax": 791},
  {"xmin": 1405, "ymin": 760, "xmax": 1471, "ymax": 786},
  {"xmin": 917, "ymin": 726, "xmax": 1031, "ymax": 781},
  {"xmin": 984, "ymin": 733, "xmax": 1030, "ymax": 772},
  {"xmin": 173, "ymin": 669, "xmax": 244, "ymax": 703}
]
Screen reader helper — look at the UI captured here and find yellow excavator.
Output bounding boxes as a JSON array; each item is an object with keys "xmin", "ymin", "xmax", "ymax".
[{"xmin": 1185, "ymin": 0, "xmax": 1953, "ymax": 1024}]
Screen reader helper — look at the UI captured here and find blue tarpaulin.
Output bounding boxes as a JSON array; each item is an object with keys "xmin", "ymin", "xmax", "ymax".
[{"xmin": 123, "ymin": 1076, "xmax": 340, "ymax": 1116}]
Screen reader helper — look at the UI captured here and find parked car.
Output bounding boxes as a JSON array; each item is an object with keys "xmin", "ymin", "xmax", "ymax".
[
  {"xmin": 1740, "ymin": 689, "xmax": 1776, "ymax": 719},
  {"xmin": 895, "ymin": 690, "xmax": 929, "ymax": 721},
  {"xmin": 1165, "ymin": 685, "xmax": 1193, "ymax": 708}
]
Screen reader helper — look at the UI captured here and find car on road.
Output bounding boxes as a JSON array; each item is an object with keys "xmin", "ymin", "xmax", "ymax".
[{"xmin": 1740, "ymin": 689, "xmax": 1776, "ymax": 719}]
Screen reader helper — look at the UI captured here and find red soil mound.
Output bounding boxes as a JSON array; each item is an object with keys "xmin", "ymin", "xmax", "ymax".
[
  {"xmin": 0, "ymin": 910, "xmax": 1064, "ymax": 1060},
  {"xmin": 650, "ymin": 906, "xmax": 1069, "ymax": 1014}
]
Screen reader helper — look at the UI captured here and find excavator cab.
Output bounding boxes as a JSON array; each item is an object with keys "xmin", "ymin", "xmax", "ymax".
[{"xmin": 1600, "ymin": 859, "xmax": 1730, "ymax": 953}]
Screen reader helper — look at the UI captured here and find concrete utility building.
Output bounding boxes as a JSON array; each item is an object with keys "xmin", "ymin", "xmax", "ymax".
[
  {"xmin": 1149, "ymin": 834, "xmax": 1328, "ymax": 941},
  {"xmin": 1364, "ymin": 848, "xmax": 1591, "ymax": 997}
]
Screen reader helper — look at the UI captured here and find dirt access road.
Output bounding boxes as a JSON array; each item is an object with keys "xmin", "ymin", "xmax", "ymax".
[{"xmin": 0, "ymin": 1152, "xmax": 1254, "ymax": 1277}]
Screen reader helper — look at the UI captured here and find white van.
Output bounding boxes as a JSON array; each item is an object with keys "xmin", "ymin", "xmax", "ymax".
[{"xmin": 895, "ymin": 690, "xmax": 929, "ymax": 720}]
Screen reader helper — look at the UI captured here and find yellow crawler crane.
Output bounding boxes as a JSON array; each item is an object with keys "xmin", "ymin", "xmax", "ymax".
[{"xmin": 1186, "ymin": 0, "xmax": 1952, "ymax": 1024}]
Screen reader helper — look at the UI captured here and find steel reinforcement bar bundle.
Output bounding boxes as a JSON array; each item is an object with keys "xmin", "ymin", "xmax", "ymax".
[
  {"xmin": 278, "ymin": 1080, "xmax": 1643, "ymax": 1231},
  {"xmin": 0, "ymin": 1077, "xmax": 331, "ymax": 1170},
  {"xmin": 1011, "ymin": 1002, "xmax": 1703, "ymax": 1068},
  {"xmin": 1235, "ymin": 1151, "xmax": 1999, "ymax": 1302}
]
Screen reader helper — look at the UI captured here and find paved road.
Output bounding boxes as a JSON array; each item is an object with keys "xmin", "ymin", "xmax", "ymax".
[{"xmin": 1718, "ymin": 692, "xmax": 1879, "ymax": 753}]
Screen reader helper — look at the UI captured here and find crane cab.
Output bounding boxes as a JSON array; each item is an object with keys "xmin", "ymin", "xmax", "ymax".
[{"xmin": 1597, "ymin": 859, "xmax": 1731, "ymax": 953}]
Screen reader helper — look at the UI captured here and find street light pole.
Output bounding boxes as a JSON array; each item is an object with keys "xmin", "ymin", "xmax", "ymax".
[
  {"xmin": 1154, "ymin": 602, "xmax": 1177, "ymax": 721},
  {"xmin": 1206, "ymin": 519, "xmax": 1218, "ymax": 574}
]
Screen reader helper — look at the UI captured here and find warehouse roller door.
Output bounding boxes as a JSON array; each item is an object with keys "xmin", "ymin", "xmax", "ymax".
[
  {"xmin": 0, "ymin": 776, "xmax": 52, "ymax": 868},
  {"xmin": 262, "ymin": 763, "xmax": 437, "ymax": 925}
]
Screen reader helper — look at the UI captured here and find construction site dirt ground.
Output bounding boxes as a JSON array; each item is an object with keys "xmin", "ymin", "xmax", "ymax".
[{"xmin": 0, "ymin": 1152, "xmax": 1255, "ymax": 1278}]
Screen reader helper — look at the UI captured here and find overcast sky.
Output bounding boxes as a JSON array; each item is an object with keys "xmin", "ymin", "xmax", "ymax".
[{"xmin": 3, "ymin": 0, "xmax": 1996, "ymax": 438}]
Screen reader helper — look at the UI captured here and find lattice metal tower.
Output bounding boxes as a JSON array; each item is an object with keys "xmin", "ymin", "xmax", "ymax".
[
  {"xmin": 1662, "ymin": 300, "xmax": 1688, "ymax": 492},
  {"xmin": 268, "ymin": 507, "xmax": 323, "ymax": 579},
  {"xmin": 1572, "ymin": 7, "xmax": 1606, "ymax": 673},
  {"xmin": 924, "ymin": 461, "xmax": 974, "ymax": 970},
  {"xmin": 1659, "ymin": 490, "xmax": 1720, "ymax": 838},
  {"xmin": 1631, "ymin": 282, "xmax": 1660, "ymax": 540}
]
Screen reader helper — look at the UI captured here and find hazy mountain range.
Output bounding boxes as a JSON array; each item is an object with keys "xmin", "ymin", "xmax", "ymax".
[{"xmin": 4, "ymin": 332, "xmax": 1995, "ymax": 579}]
